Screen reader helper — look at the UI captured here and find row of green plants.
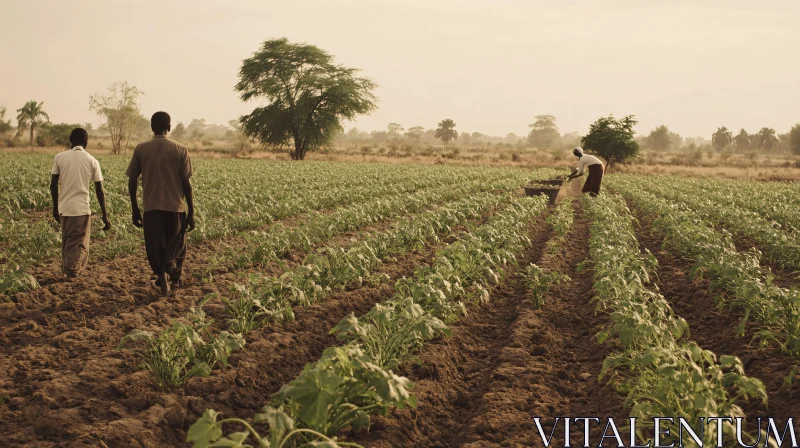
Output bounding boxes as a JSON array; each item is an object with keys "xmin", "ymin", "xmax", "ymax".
[
  {"xmin": 119, "ymin": 191, "xmax": 513, "ymax": 391},
  {"xmin": 222, "ymin": 191, "xmax": 513, "ymax": 336},
  {"xmin": 622, "ymin": 174, "xmax": 800, "ymax": 233},
  {"xmin": 544, "ymin": 198, "xmax": 574, "ymax": 253},
  {"xmin": 225, "ymin": 174, "xmax": 526, "ymax": 270},
  {"xmin": 188, "ymin": 195, "xmax": 549, "ymax": 447},
  {"xmin": 619, "ymin": 175, "xmax": 800, "ymax": 270},
  {"xmin": 2, "ymin": 153, "xmax": 542, "ymax": 295},
  {"xmin": 584, "ymin": 193, "xmax": 767, "ymax": 445},
  {"xmin": 611, "ymin": 180, "xmax": 800, "ymax": 359}
]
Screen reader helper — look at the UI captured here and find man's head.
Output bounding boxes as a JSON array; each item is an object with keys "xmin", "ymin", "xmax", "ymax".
[
  {"xmin": 151, "ymin": 111, "xmax": 171, "ymax": 135},
  {"xmin": 69, "ymin": 128, "xmax": 89, "ymax": 148},
  {"xmin": 573, "ymin": 147, "xmax": 584, "ymax": 158}
]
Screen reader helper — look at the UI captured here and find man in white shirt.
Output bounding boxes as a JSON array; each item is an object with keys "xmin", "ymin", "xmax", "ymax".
[
  {"xmin": 50, "ymin": 128, "xmax": 111, "ymax": 279},
  {"xmin": 567, "ymin": 147, "xmax": 605, "ymax": 197}
]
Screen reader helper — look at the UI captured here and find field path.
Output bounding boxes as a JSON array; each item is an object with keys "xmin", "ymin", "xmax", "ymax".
[{"xmin": 350, "ymin": 202, "xmax": 628, "ymax": 448}]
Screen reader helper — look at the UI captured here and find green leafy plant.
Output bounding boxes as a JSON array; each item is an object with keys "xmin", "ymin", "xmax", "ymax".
[
  {"xmin": 520, "ymin": 264, "xmax": 570, "ymax": 309},
  {"xmin": 119, "ymin": 296, "xmax": 245, "ymax": 391}
]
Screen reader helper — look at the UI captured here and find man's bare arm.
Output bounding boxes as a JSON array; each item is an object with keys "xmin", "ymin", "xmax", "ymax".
[
  {"xmin": 50, "ymin": 175, "xmax": 60, "ymax": 224},
  {"xmin": 128, "ymin": 176, "xmax": 143, "ymax": 228},
  {"xmin": 94, "ymin": 181, "xmax": 111, "ymax": 231},
  {"xmin": 182, "ymin": 178, "xmax": 195, "ymax": 232}
]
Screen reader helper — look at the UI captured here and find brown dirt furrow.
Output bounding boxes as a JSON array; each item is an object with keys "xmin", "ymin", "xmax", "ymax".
[
  {"xmin": 0, "ymin": 199, "xmax": 465, "ymax": 352},
  {"xmin": 629, "ymin": 204, "xmax": 800, "ymax": 428},
  {"xmin": 0, "ymin": 225, "xmax": 464, "ymax": 448},
  {"xmin": 349, "ymin": 201, "xmax": 628, "ymax": 448}
]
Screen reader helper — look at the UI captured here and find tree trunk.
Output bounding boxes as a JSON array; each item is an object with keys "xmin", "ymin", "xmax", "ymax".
[
  {"xmin": 29, "ymin": 125, "xmax": 34, "ymax": 148},
  {"xmin": 292, "ymin": 137, "xmax": 305, "ymax": 160}
]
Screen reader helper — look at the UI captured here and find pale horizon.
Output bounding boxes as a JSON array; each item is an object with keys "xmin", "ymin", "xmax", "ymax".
[{"xmin": 2, "ymin": 0, "xmax": 798, "ymax": 139}]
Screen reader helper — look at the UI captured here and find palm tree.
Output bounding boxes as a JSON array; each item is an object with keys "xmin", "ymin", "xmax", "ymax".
[
  {"xmin": 711, "ymin": 126, "xmax": 733, "ymax": 151},
  {"xmin": 733, "ymin": 129, "xmax": 751, "ymax": 152},
  {"xmin": 16, "ymin": 100, "xmax": 49, "ymax": 148},
  {"xmin": 434, "ymin": 119, "xmax": 458, "ymax": 149},
  {"xmin": 756, "ymin": 127, "xmax": 778, "ymax": 151}
]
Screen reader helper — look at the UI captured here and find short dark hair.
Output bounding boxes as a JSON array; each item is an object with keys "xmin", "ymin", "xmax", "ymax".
[
  {"xmin": 69, "ymin": 128, "xmax": 89, "ymax": 146},
  {"xmin": 151, "ymin": 111, "xmax": 171, "ymax": 133}
]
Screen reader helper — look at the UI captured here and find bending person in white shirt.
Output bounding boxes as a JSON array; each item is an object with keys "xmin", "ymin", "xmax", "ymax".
[
  {"xmin": 50, "ymin": 128, "xmax": 111, "ymax": 279},
  {"xmin": 567, "ymin": 147, "xmax": 605, "ymax": 197}
]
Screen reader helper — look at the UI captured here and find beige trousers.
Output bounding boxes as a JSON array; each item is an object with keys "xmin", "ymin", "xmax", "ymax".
[{"xmin": 61, "ymin": 215, "xmax": 91, "ymax": 276}]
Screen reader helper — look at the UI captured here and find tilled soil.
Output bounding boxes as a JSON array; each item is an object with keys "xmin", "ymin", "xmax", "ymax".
[
  {"xmin": 0, "ymin": 211, "xmax": 483, "ymax": 447},
  {"xmin": 630, "ymin": 205, "xmax": 800, "ymax": 427},
  {"xmin": 350, "ymin": 201, "xmax": 629, "ymax": 448}
]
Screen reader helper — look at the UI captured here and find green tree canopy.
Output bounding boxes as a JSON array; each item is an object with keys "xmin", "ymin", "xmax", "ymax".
[
  {"xmin": 580, "ymin": 115, "xmax": 639, "ymax": 168},
  {"xmin": 434, "ymin": 119, "xmax": 458, "ymax": 148},
  {"xmin": 645, "ymin": 125, "xmax": 673, "ymax": 151},
  {"xmin": 789, "ymin": 124, "xmax": 800, "ymax": 155},
  {"xmin": 16, "ymin": 100, "xmax": 49, "ymax": 148},
  {"xmin": 236, "ymin": 38, "xmax": 377, "ymax": 160},
  {"xmin": 712, "ymin": 126, "xmax": 733, "ymax": 150},
  {"xmin": 755, "ymin": 127, "xmax": 778, "ymax": 151},
  {"xmin": 734, "ymin": 129, "xmax": 751, "ymax": 152},
  {"xmin": 527, "ymin": 114, "xmax": 560, "ymax": 149}
]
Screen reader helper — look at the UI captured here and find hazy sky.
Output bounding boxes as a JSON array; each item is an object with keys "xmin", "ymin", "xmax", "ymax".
[{"xmin": 2, "ymin": 0, "xmax": 798, "ymax": 138}]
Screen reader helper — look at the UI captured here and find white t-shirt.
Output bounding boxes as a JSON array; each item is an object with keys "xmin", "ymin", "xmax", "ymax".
[
  {"xmin": 51, "ymin": 146, "xmax": 103, "ymax": 216},
  {"xmin": 576, "ymin": 154, "xmax": 604, "ymax": 174}
]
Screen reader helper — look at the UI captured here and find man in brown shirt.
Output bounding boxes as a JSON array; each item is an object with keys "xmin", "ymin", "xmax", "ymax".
[{"xmin": 126, "ymin": 112, "xmax": 195, "ymax": 297}]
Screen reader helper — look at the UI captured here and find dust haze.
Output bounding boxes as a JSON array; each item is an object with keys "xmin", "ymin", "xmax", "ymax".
[{"xmin": 1, "ymin": 0, "xmax": 798, "ymax": 138}]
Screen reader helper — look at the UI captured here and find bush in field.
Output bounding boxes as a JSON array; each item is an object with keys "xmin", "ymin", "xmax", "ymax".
[
  {"xmin": 236, "ymin": 38, "xmax": 377, "ymax": 160},
  {"xmin": 36, "ymin": 123, "xmax": 81, "ymax": 147},
  {"xmin": 581, "ymin": 115, "xmax": 639, "ymax": 169}
]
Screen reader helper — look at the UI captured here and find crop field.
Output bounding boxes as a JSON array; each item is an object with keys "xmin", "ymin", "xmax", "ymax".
[{"xmin": 2, "ymin": 152, "xmax": 800, "ymax": 447}]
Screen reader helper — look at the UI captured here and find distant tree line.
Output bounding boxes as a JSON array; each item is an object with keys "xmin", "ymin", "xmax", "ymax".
[{"xmin": 2, "ymin": 37, "xmax": 800, "ymax": 160}]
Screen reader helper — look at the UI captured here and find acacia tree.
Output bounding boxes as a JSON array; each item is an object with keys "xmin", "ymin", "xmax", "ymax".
[
  {"xmin": 581, "ymin": 115, "xmax": 639, "ymax": 169},
  {"xmin": 405, "ymin": 126, "xmax": 425, "ymax": 140},
  {"xmin": 387, "ymin": 123, "xmax": 404, "ymax": 134},
  {"xmin": 434, "ymin": 119, "xmax": 458, "ymax": 149},
  {"xmin": 236, "ymin": 38, "xmax": 377, "ymax": 160},
  {"xmin": 16, "ymin": 100, "xmax": 50, "ymax": 148},
  {"xmin": 734, "ymin": 129, "xmax": 751, "ymax": 152},
  {"xmin": 527, "ymin": 114, "xmax": 559, "ymax": 149},
  {"xmin": 89, "ymin": 81, "xmax": 145, "ymax": 154},
  {"xmin": 755, "ymin": 127, "xmax": 778, "ymax": 151},
  {"xmin": 712, "ymin": 126, "xmax": 733, "ymax": 150}
]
